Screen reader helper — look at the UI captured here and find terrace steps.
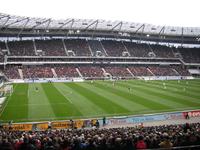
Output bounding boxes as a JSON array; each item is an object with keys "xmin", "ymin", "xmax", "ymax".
[
  {"xmin": 127, "ymin": 68, "xmax": 134, "ymax": 77},
  {"xmin": 51, "ymin": 68, "xmax": 57, "ymax": 78},
  {"xmin": 99, "ymin": 41, "xmax": 108, "ymax": 56},
  {"xmin": 86, "ymin": 40, "xmax": 94, "ymax": 56},
  {"xmin": 147, "ymin": 68, "xmax": 155, "ymax": 76},
  {"xmin": 122, "ymin": 41, "xmax": 131, "ymax": 56},
  {"xmin": 62, "ymin": 39, "xmax": 68, "ymax": 56},
  {"xmin": 32, "ymin": 40, "xmax": 37, "ymax": 55},
  {"xmin": 76, "ymin": 68, "xmax": 83, "ymax": 78},
  {"xmin": 5, "ymin": 42, "xmax": 11, "ymax": 55},
  {"xmin": 18, "ymin": 69, "xmax": 23, "ymax": 79}
]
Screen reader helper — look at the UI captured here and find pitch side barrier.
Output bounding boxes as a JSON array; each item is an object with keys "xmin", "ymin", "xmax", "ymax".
[
  {"xmin": 11, "ymin": 78, "xmax": 85, "ymax": 83},
  {"xmin": 10, "ymin": 76, "xmax": 194, "ymax": 83},
  {"xmin": 141, "ymin": 76, "xmax": 194, "ymax": 80},
  {"xmin": 2, "ymin": 109, "xmax": 200, "ymax": 131}
]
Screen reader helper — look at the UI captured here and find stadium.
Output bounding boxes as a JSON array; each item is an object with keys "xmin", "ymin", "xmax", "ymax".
[{"xmin": 0, "ymin": 1, "xmax": 200, "ymax": 149}]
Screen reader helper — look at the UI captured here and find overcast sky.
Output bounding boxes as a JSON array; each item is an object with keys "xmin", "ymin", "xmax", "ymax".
[{"xmin": 0, "ymin": 0, "xmax": 199, "ymax": 27}]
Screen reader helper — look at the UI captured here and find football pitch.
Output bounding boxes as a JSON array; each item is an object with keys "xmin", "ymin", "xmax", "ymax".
[{"xmin": 0, "ymin": 79, "xmax": 200, "ymax": 123}]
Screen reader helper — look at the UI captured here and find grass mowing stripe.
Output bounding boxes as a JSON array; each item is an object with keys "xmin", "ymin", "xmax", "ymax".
[
  {"xmin": 69, "ymin": 82, "xmax": 129, "ymax": 114},
  {"xmin": 54, "ymin": 83, "xmax": 106, "ymax": 117},
  {"xmin": 187, "ymin": 80, "xmax": 200, "ymax": 87},
  {"xmin": 83, "ymin": 82, "xmax": 146, "ymax": 112},
  {"xmin": 105, "ymin": 82, "xmax": 174, "ymax": 109},
  {"xmin": 28, "ymin": 83, "xmax": 56, "ymax": 121},
  {"xmin": 175, "ymin": 80, "xmax": 200, "ymax": 88},
  {"xmin": 117, "ymin": 81, "xmax": 182, "ymax": 109},
  {"xmin": 1, "ymin": 79, "xmax": 200, "ymax": 123},
  {"xmin": 42, "ymin": 83, "xmax": 82, "ymax": 118},
  {"xmin": 133, "ymin": 80, "xmax": 200, "ymax": 103},
  {"xmin": 159, "ymin": 80, "xmax": 200, "ymax": 94},
  {"xmin": 149, "ymin": 82, "xmax": 200, "ymax": 103},
  {"xmin": 90, "ymin": 82, "xmax": 149, "ymax": 112},
  {"xmin": 149, "ymin": 80, "xmax": 200, "ymax": 95},
  {"xmin": 0, "ymin": 83, "xmax": 29, "ymax": 122},
  {"xmin": 96, "ymin": 81, "xmax": 170, "ymax": 110},
  {"xmin": 141, "ymin": 81, "xmax": 200, "ymax": 99},
  {"xmin": 123, "ymin": 81, "xmax": 200, "ymax": 107}
]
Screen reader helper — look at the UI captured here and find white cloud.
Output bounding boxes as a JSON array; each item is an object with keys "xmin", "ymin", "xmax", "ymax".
[{"xmin": 0, "ymin": 0, "xmax": 199, "ymax": 27}]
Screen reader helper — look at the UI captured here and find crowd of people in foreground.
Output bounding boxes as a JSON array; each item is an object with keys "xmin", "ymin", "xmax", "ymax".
[{"xmin": 0, "ymin": 122, "xmax": 200, "ymax": 150}]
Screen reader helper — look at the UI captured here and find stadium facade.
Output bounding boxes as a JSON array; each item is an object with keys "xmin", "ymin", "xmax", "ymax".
[{"xmin": 0, "ymin": 13, "xmax": 199, "ymax": 81}]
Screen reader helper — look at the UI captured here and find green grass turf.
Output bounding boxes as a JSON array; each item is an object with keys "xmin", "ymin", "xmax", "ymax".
[{"xmin": 0, "ymin": 79, "xmax": 200, "ymax": 123}]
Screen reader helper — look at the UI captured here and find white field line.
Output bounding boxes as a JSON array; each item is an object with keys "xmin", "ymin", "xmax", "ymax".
[
  {"xmin": 58, "ymin": 90, "xmax": 73, "ymax": 104},
  {"xmin": 52, "ymin": 83, "xmax": 73, "ymax": 104}
]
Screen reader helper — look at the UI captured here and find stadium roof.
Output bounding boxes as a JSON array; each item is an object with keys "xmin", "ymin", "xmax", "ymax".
[
  {"xmin": 0, "ymin": 13, "xmax": 200, "ymax": 37},
  {"xmin": 0, "ymin": 13, "xmax": 200, "ymax": 45}
]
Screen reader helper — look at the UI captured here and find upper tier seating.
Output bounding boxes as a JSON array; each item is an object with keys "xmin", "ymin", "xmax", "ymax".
[
  {"xmin": 178, "ymin": 48, "xmax": 200, "ymax": 63},
  {"xmin": 8, "ymin": 40, "xmax": 35, "ymax": 56},
  {"xmin": 0, "ymin": 39, "xmax": 199, "ymax": 64},
  {"xmin": 64, "ymin": 39, "xmax": 92, "ymax": 56},
  {"xmin": 123, "ymin": 42, "xmax": 152, "ymax": 57},
  {"xmin": 88, "ymin": 40, "xmax": 106, "ymax": 56},
  {"xmin": 173, "ymin": 66, "xmax": 191, "ymax": 76},
  {"xmin": 150, "ymin": 44, "xmax": 175, "ymax": 58},
  {"xmin": 35, "ymin": 39, "xmax": 66, "ymax": 56},
  {"xmin": 101, "ymin": 40, "xmax": 127, "ymax": 57},
  {"xmin": 0, "ymin": 41, "xmax": 7, "ymax": 51}
]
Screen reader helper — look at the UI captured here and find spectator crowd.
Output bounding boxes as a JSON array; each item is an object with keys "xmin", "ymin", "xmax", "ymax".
[
  {"xmin": 0, "ymin": 39, "xmax": 199, "ymax": 63},
  {"xmin": 0, "ymin": 123, "xmax": 200, "ymax": 150},
  {"xmin": 1, "ymin": 65, "xmax": 191, "ymax": 79}
]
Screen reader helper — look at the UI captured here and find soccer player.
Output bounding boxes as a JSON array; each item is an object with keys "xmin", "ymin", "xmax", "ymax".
[
  {"xmin": 112, "ymin": 82, "xmax": 115, "ymax": 87},
  {"xmin": 128, "ymin": 87, "xmax": 131, "ymax": 92},
  {"xmin": 35, "ymin": 87, "xmax": 39, "ymax": 92}
]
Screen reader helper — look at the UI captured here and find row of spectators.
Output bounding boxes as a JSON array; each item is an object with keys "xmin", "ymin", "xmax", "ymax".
[
  {"xmin": 35, "ymin": 40, "xmax": 66, "ymax": 56},
  {"xmin": 3, "ymin": 66, "xmax": 21, "ymax": 79},
  {"xmin": 123, "ymin": 42, "xmax": 151, "ymax": 57},
  {"xmin": 54, "ymin": 66, "xmax": 80, "ymax": 78},
  {"xmin": 104, "ymin": 66, "xmax": 132, "ymax": 77},
  {"xmin": 0, "ymin": 39, "xmax": 199, "ymax": 62},
  {"xmin": 1, "ymin": 65, "xmax": 191, "ymax": 79},
  {"xmin": 177, "ymin": 48, "xmax": 200, "ymax": 63},
  {"xmin": 101, "ymin": 40, "xmax": 127, "ymax": 57},
  {"xmin": 0, "ymin": 122, "xmax": 200, "ymax": 150},
  {"xmin": 78, "ymin": 66, "xmax": 104, "ymax": 78},
  {"xmin": 148, "ymin": 66, "xmax": 178, "ymax": 76},
  {"xmin": 22, "ymin": 66, "xmax": 54, "ymax": 79}
]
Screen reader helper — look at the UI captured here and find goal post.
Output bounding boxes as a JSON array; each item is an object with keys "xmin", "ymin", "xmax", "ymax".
[{"xmin": 0, "ymin": 85, "xmax": 13, "ymax": 96}]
